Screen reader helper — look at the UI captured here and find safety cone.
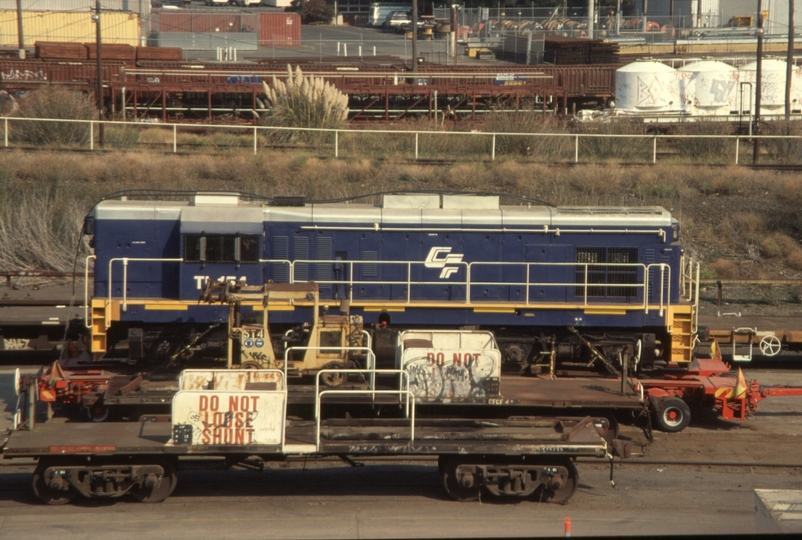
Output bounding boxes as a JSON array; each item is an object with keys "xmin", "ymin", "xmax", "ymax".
[{"xmin": 732, "ymin": 368, "xmax": 747, "ymax": 399}]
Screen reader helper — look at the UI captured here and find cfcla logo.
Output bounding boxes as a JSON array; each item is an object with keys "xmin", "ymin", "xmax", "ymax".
[{"xmin": 424, "ymin": 247, "xmax": 463, "ymax": 279}]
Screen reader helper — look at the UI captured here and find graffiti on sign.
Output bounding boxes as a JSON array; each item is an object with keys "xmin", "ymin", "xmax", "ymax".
[{"xmin": 405, "ymin": 350, "xmax": 497, "ymax": 402}]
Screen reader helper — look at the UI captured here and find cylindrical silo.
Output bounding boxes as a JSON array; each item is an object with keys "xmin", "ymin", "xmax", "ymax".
[
  {"xmin": 739, "ymin": 58, "xmax": 802, "ymax": 117},
  {"xmin": 677, "ymin": 59, "xmax": 739, "ymax": 116},
  {"xmin": 615, "ymin": 59, "xmax": 680, "ymax": 113}
]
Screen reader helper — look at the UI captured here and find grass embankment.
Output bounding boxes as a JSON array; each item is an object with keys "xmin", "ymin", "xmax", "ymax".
[{"xmin": 1, "ymin": 149, "xmax": 801, "ymax": 305}]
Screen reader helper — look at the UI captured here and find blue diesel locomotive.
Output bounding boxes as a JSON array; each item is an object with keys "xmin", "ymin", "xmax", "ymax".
[{"xmin": 83, "ymin": 192, "xmax": 697, "ymax": 373}]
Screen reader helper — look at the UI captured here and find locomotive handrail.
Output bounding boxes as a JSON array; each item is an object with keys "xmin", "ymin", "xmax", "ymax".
[
  {"xmin": 313, "ymin": 368, "xmax": 411, "ymax": 421},
  {"xmin": 316, "ymin": 389, "xmax": 417, "ymax": 452},
  {"xmin": 84, "ymin": 254, "xmax": 96, "ymax": 330},
  {"xmin": 283, "ymin": 258, "xmax": 672, "ymax": 312},
  {"xmin": 102, "ymin": 257, "xmax": 674, "ymax": 322},
  {"xmin": 106, "ymin": 257, "xmax": 183, "ymax": 323}
]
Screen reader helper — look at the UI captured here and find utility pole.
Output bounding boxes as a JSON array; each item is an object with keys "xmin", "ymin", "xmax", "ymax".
[
  {"xmin": 786, "ymin": 0, "xmax": 795, "ymax": 121},
  {"xmin": 754, "ymin": 0, "xmax": 763, "ymax": 163},
  {"xmin": 587, "ymin": 0, "xmax": 594, "ymax": 39},
  {"xmin": 15, "ymin": 0, "xmax": 25, "ymax": 59},
  {"xmin": 93, "ymin": 0, "xmax": 105, "ymax": 146},
  {"xmin": 411, "ymin": 0, "xmax": 418, "ymax": 72},
  {"xmin": 696, "ymin": 0, "xmax": 702, "ymax": 27}
]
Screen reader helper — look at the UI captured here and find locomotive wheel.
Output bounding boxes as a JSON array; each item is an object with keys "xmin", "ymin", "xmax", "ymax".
[
  {"xmin": 32, "ymin": 460, "xmax": 77, "ymax": 505},
  {"xmin": 130, "ymin": 461, "xmax": 177, "ymax": 503},
  {"xmin": 536, "ymin": 458, "xmax": 578, "ymax": 504},
  {"xmin": 654, "ymin": 397, "xmax": 692, "ymax": 432},
  {"xmin": 442, "ymin": 457, "xmax": 481, "ymax": 502},
  {"xmin": 321, "ymin": 362, "xmax": 347, "ymax": 388}
]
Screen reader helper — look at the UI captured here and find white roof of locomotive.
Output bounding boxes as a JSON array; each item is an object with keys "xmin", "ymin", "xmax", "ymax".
[{"xmin": 91, "ymin": 193, "xmax": 674, "ymax": 228}]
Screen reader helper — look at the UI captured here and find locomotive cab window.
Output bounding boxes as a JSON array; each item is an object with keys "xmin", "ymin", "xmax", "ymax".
[
  {"xmin": 575, "ymin": 247, "xmax": 638, "ymax": 298},
  {"xmin": 183, "ymin": 234, "xmax": 260, "ymax": 263}
]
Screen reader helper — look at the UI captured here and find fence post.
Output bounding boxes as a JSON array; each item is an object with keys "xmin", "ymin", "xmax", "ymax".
[
  {"xmin": 652, "ymin": 135, "xmax": 657, "ymax": 164},
  {"xmin": 173, "ymin": 124, "xmax": 177, "ymax": 153},
  {"xmin": 491, "ymin": 133, "xmax": 496, "ymax": 161},
  {"xmin": 735, "ymin": 137, "xmax": 740, "ymax": 165},
  {"xmin": 335, "ymin": 130, "xmax": 339, "ymax": 158},
  {"xmin": 415, "ymin": 132, "xmax": 419, "ymax": 160},
  {"xmin": 574, "ymin": 134, "xmax": 579, "ymax": 163},
  {"xmin": 3, "ymin": 118, "xmax": 7, "ymax": 147},
  {"xmin": 90, "ymin": 121, "xmax": 94, "ymax": 151},
  {"xmin": 253, "ymin": 127, "xmax": 257, "ymax": 155}
]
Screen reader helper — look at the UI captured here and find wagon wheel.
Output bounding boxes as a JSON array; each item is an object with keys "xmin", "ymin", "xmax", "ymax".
[
  {"xmin": 321, "ymin": 362, "xmax": 347, "ymax": 388},
  {"xmin": 536, "ymin": 457, "xmax": 578, "ymax": 504},
  {"xmin": 32, "ymin": 460, "xmax": 77, "ymax": 505},
  {"xmin": 759, "ymin": 335, "xmax": 782, "ymax": 357},
  {"xmin": 85, "ymin": 401, "xmax": 110, "ymax": 422},
  {"xmin": 442, "ymin": 457, "xmax": 481, "ymax": 502},
  {"xmin": 654, "ymin": 396, "xmax": 691, "ymax": 432},
  {"xmin": 131, "ymin": 461, "xmax": 178, "ymax": 503}
]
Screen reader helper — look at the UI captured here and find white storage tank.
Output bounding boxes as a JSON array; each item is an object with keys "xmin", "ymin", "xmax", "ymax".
[
  {"xmin": 677, "ymin": 59, "xmax": 739, "ymax": 116},
  {"xmin": 739, "ymin": 58, "xmax": 802, "ymax": 116},
  {"xmin": 615, "ymin": 59, "xmax": 680, "ymax": 113}
]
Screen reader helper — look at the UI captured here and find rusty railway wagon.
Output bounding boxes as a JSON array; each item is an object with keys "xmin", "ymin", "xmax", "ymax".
[
  {"xmin": 0, "ymin": 56, "xmax": 617, "ymax": 121},
  {"xmin": 4, "ymin": 368, "xmax": 625, "ymax": 505}
]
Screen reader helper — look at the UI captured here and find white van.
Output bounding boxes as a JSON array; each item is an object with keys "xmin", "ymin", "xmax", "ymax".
[{"xmin": 368, "ymin": 2, "xmax": 413, "ymax": 26}]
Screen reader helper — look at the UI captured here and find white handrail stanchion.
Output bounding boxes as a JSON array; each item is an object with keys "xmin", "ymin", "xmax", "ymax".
[
  {"xmin": 173, "ymin": 124, "xmax": 177, "ymax": 153},
  {"xmin": 90, "ymin": 121, "xmax": 94, "ymax": 151},
  {"xmin": 84, "ymin": 255, "xmax": 96, "ymax": 329}
]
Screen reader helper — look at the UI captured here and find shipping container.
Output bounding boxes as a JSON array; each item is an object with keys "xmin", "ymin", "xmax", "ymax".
[
  {"xmin": 0, "ymin": 11, "xmax": 140, "ymax": 46},
  {"xmin": 154, "ymin": 10, "xmax": 259, "ymax": 34},
  {"xmin": 258, "ymin": 12, "xmax": 300, "ymax": 46}
]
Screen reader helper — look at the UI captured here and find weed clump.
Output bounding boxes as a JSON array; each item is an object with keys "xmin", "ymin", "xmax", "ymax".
[
  {"xmin": 261, "ymin": 66, "xmax": 348, "ymax": 145},
  {"xmin": 671, "ymin": 121, "xmax": 734, "ymax": 163},
  {"xmin": 15, "ymin": 86, "xmax": 96, "ymax": 146},
  {"xmin": 484, "ymin": 107, "xmax": 569, "ymax": 160}
]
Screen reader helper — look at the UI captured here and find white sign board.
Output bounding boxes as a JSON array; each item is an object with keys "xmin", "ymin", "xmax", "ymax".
[{"xmin": 171, "ymin": 390, "xmax": 285, "ymax": 446}]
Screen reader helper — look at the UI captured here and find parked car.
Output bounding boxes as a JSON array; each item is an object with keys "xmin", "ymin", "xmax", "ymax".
[
  {"xmin": 382, "ymin": 11, "xmax": 412, "ymax": 29},
  {"xmin": 396, "ymin": 19, "xmax": 425, "ymax": 33}
]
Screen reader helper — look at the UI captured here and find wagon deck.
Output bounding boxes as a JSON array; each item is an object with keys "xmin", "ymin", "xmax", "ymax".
[{"xmin": 2, "ymin": 415, "xmax": 609, "ymax": 459}]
